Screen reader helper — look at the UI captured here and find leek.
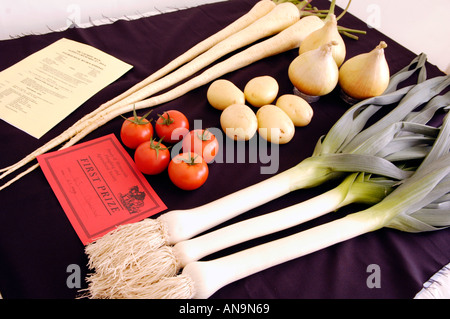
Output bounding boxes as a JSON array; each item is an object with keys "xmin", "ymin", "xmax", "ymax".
[
  {"xmin": 85, "ymin": 112, "xmax": 449, "ymax": 298},
  {"xmin": 127, "ymin": 111, "xmax": 450, "ymax": 299},
  {"xmin": 85, "ymin": 70, "xmax": 450, "ymax": 298},
  {"xmin": 182, "ymin": 155, "xmax": 449, "ymax": 299},
  {"xmin": 85, "ymin": 55, "xmax": 448, "ymax": 279}
]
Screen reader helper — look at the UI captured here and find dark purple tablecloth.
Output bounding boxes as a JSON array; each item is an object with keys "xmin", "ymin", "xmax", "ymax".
[{"xmin": 0, "ymin": 0, "xmax": 448, "ymax": 299}]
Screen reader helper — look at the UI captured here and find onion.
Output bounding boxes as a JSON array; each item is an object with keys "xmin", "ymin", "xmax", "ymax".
[
  {"xmin": 339, "ymin": 41, "xmax": 390, "ymax": 101},
  {"xmin": 299, "ymin": 14, "xmax": 346, "ymax": 67},
  {"xmin": 288, "ymin": 41, "xmax": 339, "ymax": 100}
]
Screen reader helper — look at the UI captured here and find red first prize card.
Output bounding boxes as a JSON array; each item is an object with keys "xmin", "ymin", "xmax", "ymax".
[{"xmin": 37, "ymin": 134, "xmax": 167, "ymax": 245}]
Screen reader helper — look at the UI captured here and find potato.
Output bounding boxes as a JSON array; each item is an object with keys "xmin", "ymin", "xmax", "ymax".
[
  {"xmin": 220, "ymin": 103, "xmax": 258, "ymax": 141},
  {"xmin": 207, "ymin": 79, "xmax": 245, "ymax": 110},
  {"xmin": 275, "ymin": 94, "xmax": 313, "ymax": 127},
  {"xmin": 256, "ymin": 104, "xmax": 295, "ymax": 144},
  {"xmin": 244, "ymin": 75, "xmax": 279, "ymax": 107}
]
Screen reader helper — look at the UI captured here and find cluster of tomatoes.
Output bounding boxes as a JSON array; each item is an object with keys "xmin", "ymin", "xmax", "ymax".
[{"xmin": 120, "ymin": 109, "xmax": 219, "ymax": 190}]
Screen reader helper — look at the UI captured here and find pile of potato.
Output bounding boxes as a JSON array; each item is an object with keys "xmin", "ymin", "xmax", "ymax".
[{"xmin": 207, "ymin": 76, "xmax": 313, "ymax": 144}]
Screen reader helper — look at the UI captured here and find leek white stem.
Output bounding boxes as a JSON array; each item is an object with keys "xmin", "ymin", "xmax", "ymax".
[
  {"xmin": 172, "ymin": 173, "xmax": 391, "ymax": 268},
  {"xmin": 159, "ymin": 152, "xmax": 409, "ymax": 245},
  {"xmin": 158, "ymin": 163, "xmax": 315, "ymax": 245},
  {"xmin": 185, "ymin": 210, "xmax": 378, "ymax": 299}
]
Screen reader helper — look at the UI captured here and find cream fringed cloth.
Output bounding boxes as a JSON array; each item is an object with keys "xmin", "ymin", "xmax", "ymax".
[{"xmin": 415, "ymin": 263, "xmax": 450, "ymax": 299}]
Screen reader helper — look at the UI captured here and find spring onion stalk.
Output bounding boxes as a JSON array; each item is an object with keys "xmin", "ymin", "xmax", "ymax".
[
  {"xmin": 84, "ymin": 55, "xmax": 446, "ymax": 276},
  {"xmin": 121, "ymin": 111, "xmax": 450, "ymax": 299},
  {"xmin": 274, "ymin": 0, "xmax": 367, "ymax": 39}
]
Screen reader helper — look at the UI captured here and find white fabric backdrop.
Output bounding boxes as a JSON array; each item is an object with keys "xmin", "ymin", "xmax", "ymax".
[{"xmin": 1, "ymin": 0, "xmax": 448, "ymax": 74}]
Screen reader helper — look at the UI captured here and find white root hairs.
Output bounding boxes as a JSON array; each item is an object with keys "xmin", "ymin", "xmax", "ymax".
[
  {"xmin": 85, "ymin": 245, "xmax": 181, "ymax": 298},
  {"xmin": 85, "ymin": 218, "xmax": 168, "ymax": 273},
  {"xmin": 144, "ymin": 275, "xmax": 195, "ymax": 299},
  {"xmin": 85, "ymin": 271, "xmax": 194, "ymax": 299}
]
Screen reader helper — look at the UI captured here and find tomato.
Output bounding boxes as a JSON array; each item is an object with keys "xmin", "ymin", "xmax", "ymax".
[
  {"xmin": 120, "ymin": 109, "xmax": 153, "ymax": 149},
  {"xmin": 134, "ymin": 139, "xmax": 170, "ymax": 175},
  {"xmin": 155, "ymin": 110, "xmax": 189, "ymax": 143},
  {"xmin": 182, "ymin": 129, "xmax": 219, "ymax": 163},
  {"xmin": 168, "ymin": 152, "xmax": 209, "ymax": 190}
]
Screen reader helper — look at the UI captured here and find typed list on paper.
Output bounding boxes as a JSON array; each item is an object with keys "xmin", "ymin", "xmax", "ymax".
[{"xmin": 0, "ymin": 38, "xmax": 132, "ymax": 139}]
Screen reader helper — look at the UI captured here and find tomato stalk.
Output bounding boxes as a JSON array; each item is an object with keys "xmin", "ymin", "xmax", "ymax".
[
  {"xmin": 121, "ymin": 105, "xmax": 153, "ymax": 125},
  {"xmin": 157, "ymin": 112, "xmax": 175, "ymax": 126},
  {"xmin": 168, "ymin": 152, "xmax": 209, "ymax": 191},
  {"xmin": 120, "ymin": 105, "xmax": 154, "ymax": 149},
  {"xmin": 196, "ymin": 129, "xmax": 212, "ymax": 141},
  {"xmin": 180, "ymin": 153, "xmax": 202, "ymax": 165},
  {"xmin": 149, "ymin": 138, "xmax": 170, "ymax": 159}
]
